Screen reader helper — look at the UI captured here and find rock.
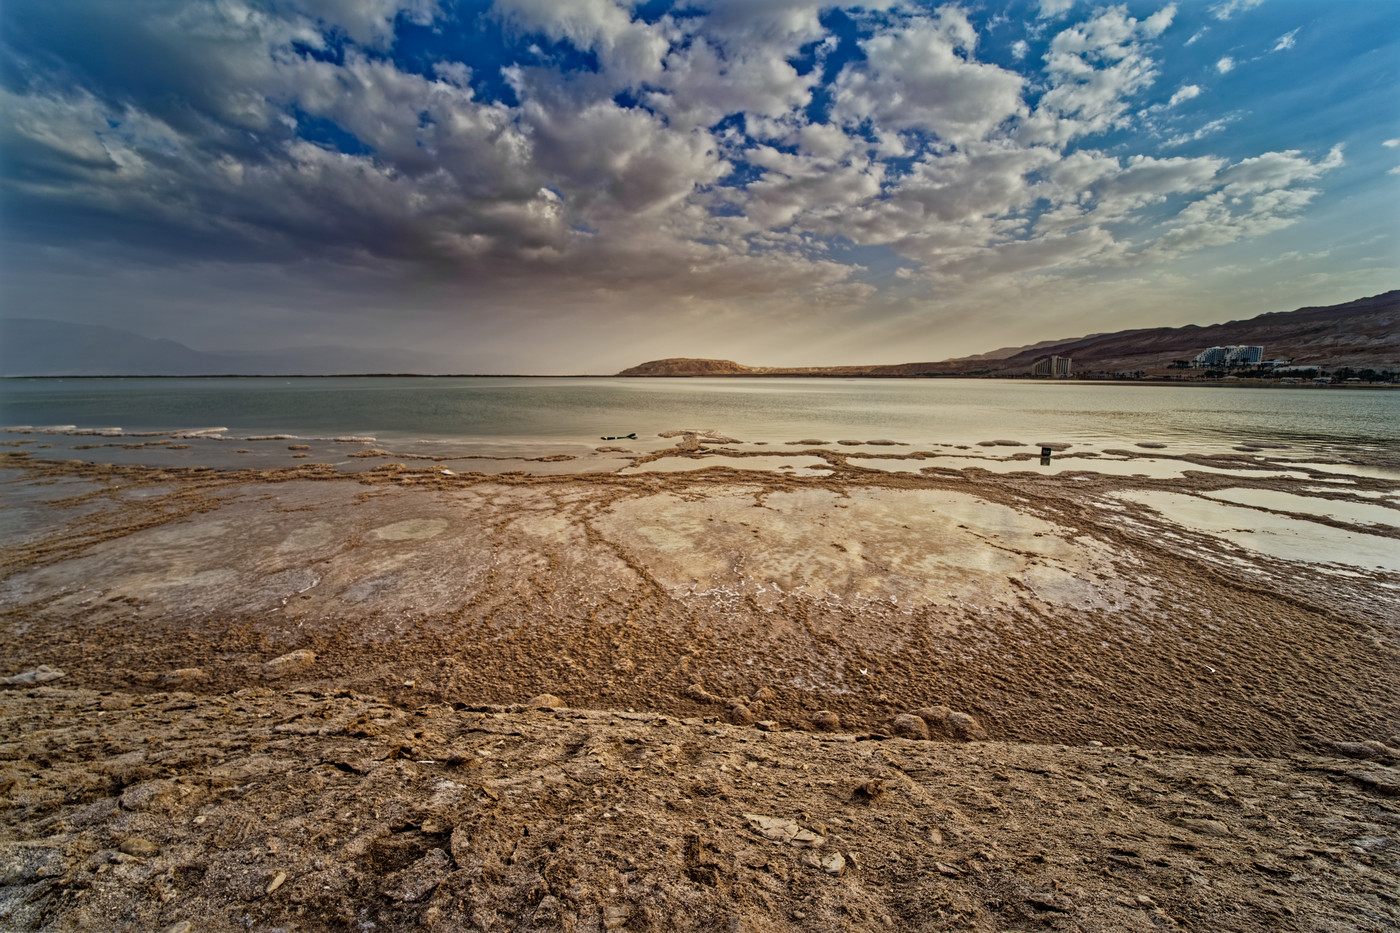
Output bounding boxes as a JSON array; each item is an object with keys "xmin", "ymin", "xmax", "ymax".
[
  {"xmin": 685, "ymin": 683, "xmax": 723, "ymax": 704},
  {"xmin": 1178, "ymin": 818, "xmax": 1232, "ymax": 837},
  {"xmin": 383, "ymin": 848, "xmax": 451, "ymax": 902},
  {"xmin": 744, "ymin": 814, "xmax": 825, "ymax": 847},
  {"xmin": 120, "ymin": 780, "xmax": 178, "ymax": 813},
  {"xmin": 265, "ymin": 870, "xmax": 286, "ymax": 895},
  {"xmin": 853, "ymin": 780, "xmax": 885, "ymax": 801},
  {"xmin": 261, "ymin": 650, "xmax": 316, "ymax": 678},
  {"xmin": 727, "ymin": 704, "xmax": 755, "ymax": 726},
  {"xmin": 162, "ymin": 924, "xmax": 193, "ymax": 933},
  {"xmin": 1, "ymin": 665, "xmax": 65, "ymax": 685},
  {"xmin": 801, "ymin": 851, "xmax": 846, "ymax": 875},
  {"xmin": 119, "ymin": 837, "xmax": 159, "ymax": 858},
  {"xmin": 1028, "ymin": 891, "xmax": 1073, "ymax": 912},
  {"xmin": 935, "ymin": 862, "xmax": 961, "ymax": 877},
  {"xmin": 913, "ymin": 705, "xmax": 987, "ymax": 741},
  {"xmin": 811, "ymin": 710, "xmax": 841, "ymax": 732},
  {"xmin": 160, "ymin": 668, "xmax": 207, "ymax": 688},
  {"xmin": 603, "ymin": 904, "xmax": 630, "ymax": 930},
  {"xmin": 891, "ymin": 714, "xmax": 930, "ymax": 740},
  {"xmin": 1332, "ymin": 740, "xmax": 1393, "ymax": 760},
  {"xmin": 523, "ymin": 693, "xmax": 563, "ymax": 709}
]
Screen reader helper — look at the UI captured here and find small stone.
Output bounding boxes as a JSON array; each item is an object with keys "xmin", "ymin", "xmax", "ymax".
[
  {"xmin": 265, "ymin": 870, "xmax": 286, "ymax": 895},
  {"xmin": 1028, "ymin": 891, "xmax": 1073, "ymax": 912},
  {"xmin": 913, "ymin": 706, "xmax": 986, "ymax": 741},
  {"xmin": 727, "ymin": 704, "xmax": 755, "ymax": 726},
  {"xmin": 935, "ymin": 862, "xmax": 961, "ymax": 877},
  {"xmin": 383, "ymin": 848, "xmax": 451, "ymax": 902},
  {"xmin": 1179, "ymin": 818, "xmax": 1232, "ymax": 837},
  {"xmin": 260, "ymin": 649, "xmax": 316, "ymax": 678},
  {"xmin": 811, "ymin": 710, "xmax": 841, "ymax": 732},
  {"xmin": 0, "ymin": 665, "xmax": 65, "ymax": 685},
  {"xmin": 160, "ymin": 668, "xmax": 207, "ymax": 687},
  {"xmin": 1136, "ymin": 895, "xmax": 1158, "ymax": 909},
  {"xmin": 119, "ymin": 837, "xmax": 159, "ymax": 858},
  {"xmin": 120, "ymin": 780, "xmax": 177, "ymax": 813},
  {"xmin": 602, "ymin": 904, "xmax": 630, "ymax": 930},
  {"xmin": 744, "ymin": 813, "xmax": 825, "ymax": 847},
  {"xmin": 523, "ymin": 693, "xmax": 563, "ymax": 709},
  {"xmin": 801, "ymin": 851, "xmax": 846, "ymax": 875},
  {"xmin": 162, "ymin": 923, "xmax": 193, "ymax": 933},
  {"xmin": 891, "ymin": 714, "xmax": 930, "ymax": 740}
]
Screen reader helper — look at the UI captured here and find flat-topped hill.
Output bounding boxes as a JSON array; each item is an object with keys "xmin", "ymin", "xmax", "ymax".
[{"xmin": 617, "ymin": 358, "xmax": 754, "ymax": 376}]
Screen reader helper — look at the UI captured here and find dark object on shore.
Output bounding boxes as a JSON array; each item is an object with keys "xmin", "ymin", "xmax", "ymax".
[
  {"xmin": 1041, "ymin": 446, "xmax": 1054, "ymax": 457},
  {"xmin": 601, "ymin": 433, "xmax": 637, "ymax": 440}
]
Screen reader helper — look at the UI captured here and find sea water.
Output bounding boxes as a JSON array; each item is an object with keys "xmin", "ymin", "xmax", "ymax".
[{"xmin": 2, "ymin": 377, "xmax": 1396, "ymax": 450}]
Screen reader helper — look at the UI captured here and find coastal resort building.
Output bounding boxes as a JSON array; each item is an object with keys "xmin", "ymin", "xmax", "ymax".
[
  {"xmin": 1030, "ymin": 355, "xmax": 1073, "ymax": 378},
  {"xmin": 1192, "ymin": 345, "xmax": 1264, "ymax": 368}
]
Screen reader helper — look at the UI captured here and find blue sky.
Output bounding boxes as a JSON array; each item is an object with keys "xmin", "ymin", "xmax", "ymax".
[{"xmin": 1, "ymin": 0, "xmax": 1396, "ymax": 372}]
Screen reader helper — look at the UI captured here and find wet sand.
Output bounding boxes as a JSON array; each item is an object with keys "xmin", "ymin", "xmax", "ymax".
[{"xmin": 1, "ymin": 437, "xmax": 1398, "ymax": 931}]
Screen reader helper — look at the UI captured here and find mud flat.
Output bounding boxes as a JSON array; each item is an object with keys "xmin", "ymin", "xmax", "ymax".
[{"xmin": 2, "ymin": 441, "xmax": 1399, "ymax": 931}]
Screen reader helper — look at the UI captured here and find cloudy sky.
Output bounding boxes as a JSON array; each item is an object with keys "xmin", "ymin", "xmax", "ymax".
[{"xmin": 1, "ymin": 0, "xmax": 1396, "ymax": 373}]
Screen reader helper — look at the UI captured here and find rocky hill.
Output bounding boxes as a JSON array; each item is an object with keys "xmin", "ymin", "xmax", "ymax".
[
  {"xmin": 618, "ymin": 291, "xmax": 1400, "ymax": 377},
  {"xmin": 615, "ymin": 358, "xmax": 755, "ymax": 376}
]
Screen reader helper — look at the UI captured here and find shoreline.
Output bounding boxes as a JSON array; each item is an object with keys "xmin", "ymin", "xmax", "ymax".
[{"xmin": 3, "ymin": 448, "xmax": 1398, "ymax": 931}]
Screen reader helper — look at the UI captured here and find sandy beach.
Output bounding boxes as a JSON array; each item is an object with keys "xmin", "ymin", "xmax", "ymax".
[{"xmin": 2, "ymin": 436, "xmax": 1398, "ymax": 931}]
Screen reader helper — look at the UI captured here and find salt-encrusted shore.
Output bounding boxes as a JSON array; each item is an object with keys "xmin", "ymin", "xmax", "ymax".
[{"xmin": 1, "ymin": 439, "xmax": 1398, "ymax": 931}]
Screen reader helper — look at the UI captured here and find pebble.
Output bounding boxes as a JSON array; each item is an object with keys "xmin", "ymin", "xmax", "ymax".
[
  {"xmin": 802, "ymin": 851, "xmax": 846, "ymax": 875},
  {"xmin": 523, "ymin": 694, "xmax": 563, "ymax": 709},
  {"xmin": 727, "ymin": 704, "xmax": 755, "ymax": 726},
  {"xmin": 266, "ymin": 870, "xmax": 286, "ymax": 895},
  {"xmin": 913, "ymin": 706, "xmax": 987, "ymax": 741},
  {"xmin": 160, "ymin": 668, "xmax": 207, "ymax": 687},
  {"xmin": 811, "ymin": 710, "xmax": 841, "ymax": 732},
  {"xmin": 261, "ymin": 650, "xmax": 316, "ymax": 678},
  {"xmin": 891, "ymin": 714, "xmax": 930, "ymax": 740},
  {"xmin": 119, "ymin": 837, "xmax": 159, "ymax": 858},
  {"xmin": 162, "ymin": 923, "xmax": 192, "ymax": 933},
  {"xmin": 0, "ymin": 665, "xmax": 65, "ymax": 685}
]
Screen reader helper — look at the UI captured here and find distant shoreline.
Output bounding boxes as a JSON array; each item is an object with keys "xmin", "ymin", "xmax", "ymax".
[{"xmin": 2, "ymin": 373, "xmax": 1396, "ymax": 388}]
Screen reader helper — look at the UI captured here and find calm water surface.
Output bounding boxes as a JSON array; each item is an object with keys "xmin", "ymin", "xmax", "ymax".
[{"xmin": 2, "ymin": 377, "xmax": 1396, "ymax": 452}]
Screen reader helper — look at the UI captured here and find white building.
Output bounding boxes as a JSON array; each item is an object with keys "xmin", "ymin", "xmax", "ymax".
[
  {"xmin": 1193, "ymin": 346, "xmax": 1263, "ymax": 368},
  {"xmin": 1031, "ymin": 355, "xmax": 1073, "ymax": 377}
]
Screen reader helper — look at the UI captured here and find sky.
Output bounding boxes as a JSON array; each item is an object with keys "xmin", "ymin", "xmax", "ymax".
[{"xmin": 1, "ymin": 0, "xmax": 1397, "ymax": 373}]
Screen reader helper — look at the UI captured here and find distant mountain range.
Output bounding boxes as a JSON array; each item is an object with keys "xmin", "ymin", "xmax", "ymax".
[
  {"xmin": 619, "ymin": 290, "xmax": 1400, "ymax": 377},
  {"xmin": 0, "ymin": 318, "xmax": 438, "ymax": 376},
  {"xmin": 4, "ymin": 290, "xmax": 1396, "ymax": 377}
]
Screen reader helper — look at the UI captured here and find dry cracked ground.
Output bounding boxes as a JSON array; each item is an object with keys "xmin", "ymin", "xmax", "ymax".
[{"xmin": 1, "ymin": 448, "xmax": 1399, "ymax": 931}]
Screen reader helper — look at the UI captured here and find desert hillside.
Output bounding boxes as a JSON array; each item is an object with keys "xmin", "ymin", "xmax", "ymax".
[{"xmin": 618, "ymin": 291, "xmax": 1400, "ymax": 377}]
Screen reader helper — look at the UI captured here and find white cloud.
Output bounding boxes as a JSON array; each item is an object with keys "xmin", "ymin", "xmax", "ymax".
[
  {"xmin": 1011, "ymin": 39, "xmax": 1029, "ymax": 60},
  {"xmin": 1163, "ymin": 117, "xmax": 1234, "ymax": 147},
  {"xmin": 1168, "ymin": 85, "xmax": 1202, "ymax": 107},
  {"xmin": 1209, "ymin": 0, "xmax": 1266, "ymax": 21},
  {"xmin": 1384, "ymin": 139, "xmax": 1400, "ymax": 148},
  {"xmin": 1185, "ymin": 28, "xmax": 1206, "ymax": 46},
  {"xmin": 832, "ymin": 10, "xmax": 1026, "ymax": 148},
  {"xmin": 1037, "ymin": 0, "xmax": 1076, "ymax": 18},
  {"xmin": 0, "ymin": 0, "xmax": 1366, "ymax": 358},
  {"xmin": 1023, "ymin": 4, "xmax": 1178, "ymax": 144},
  {"xmin": 1215, "ymin": 56, "xmax": 1235, "ymax": 74},
  {"xmin": 1272, "ymin": 29, "xmax": 1298, "ymax": 52}
]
